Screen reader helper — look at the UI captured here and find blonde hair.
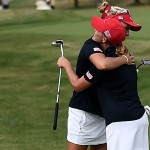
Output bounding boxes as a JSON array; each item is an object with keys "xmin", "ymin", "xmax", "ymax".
[
  {"xmin": 97, "ymin": 1, "xmax": 130, "ymax": 56},
  {"xmin": 97, "ymin": 1, "xmax": 129, "ymax": 16},
  {"xmin": 116, "ymin": 43, "xmax": 129, "ymax": 56}
]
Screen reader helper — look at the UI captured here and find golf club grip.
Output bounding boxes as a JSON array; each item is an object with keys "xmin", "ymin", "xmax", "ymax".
[{"xmin": 53, "ymin": 102, "xmax": 59, "ymax": 130}]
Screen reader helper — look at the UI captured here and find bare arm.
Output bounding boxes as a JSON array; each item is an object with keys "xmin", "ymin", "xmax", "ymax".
[
  {"xmin": 57, "ymin": 53, "xmax": 134, "ymax": 92},
  {"xmin": 89, "ymin": 52, "xmax": 134, "ymax": 70},
  {"xmin": 57, "ymin": 57, "xmax": 92, "ymax": 92}
]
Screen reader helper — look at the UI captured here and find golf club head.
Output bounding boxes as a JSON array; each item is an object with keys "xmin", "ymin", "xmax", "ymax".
[
  {"xmin": 52, "ymin": 40, "xmax": 63, "ymax": 47},
  {"xmin": 136, "ymin": 59, "xmax": 150, "ymax": 69},
  {"xmin": 142, "ymin": 59, "xmax": 150, "ymax": 65}
]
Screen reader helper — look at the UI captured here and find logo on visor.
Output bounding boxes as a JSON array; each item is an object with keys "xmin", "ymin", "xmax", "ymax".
[
  {"xmin": 104, "ymin": 30, "xmax": 111, "ymax": 39},
  {"xmin": 118, "ymin": 16, "xmax": 123, "ymax": 20}
]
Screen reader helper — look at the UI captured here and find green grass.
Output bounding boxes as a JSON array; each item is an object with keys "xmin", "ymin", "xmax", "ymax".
[{"xmin": 0, "ymin": 3, "xmax": 150, "ymax": 150}]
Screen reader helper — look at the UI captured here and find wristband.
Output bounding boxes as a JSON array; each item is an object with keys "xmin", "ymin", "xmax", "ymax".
[{"xmin": 122, "ymin": 55, "xmax": 129, "ymax": 64}]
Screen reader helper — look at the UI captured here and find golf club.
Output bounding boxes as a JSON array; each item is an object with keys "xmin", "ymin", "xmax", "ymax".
[
  {"xmin": 52, "ymin": 40, "xmax": 64, "ymax": 130},
  {"xmin": 136, "ymin": 59, "xmax": 150, "ymax": 69},
  {"xmin": 136, "ymin": 59, "xmax": 150, "ymax": 73}
]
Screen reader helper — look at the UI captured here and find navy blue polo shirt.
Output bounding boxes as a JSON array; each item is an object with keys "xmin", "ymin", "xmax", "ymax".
[
  {"xmin": 84, "ymin": 46, "xmax": 145, "ymax": 126},
  {"xmin": 69, "ymin": 37, "xmax": 103, "ymax": 116}
]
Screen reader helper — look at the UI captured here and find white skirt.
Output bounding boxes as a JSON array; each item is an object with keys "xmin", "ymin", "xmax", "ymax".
[
  {"xmin": 67, "ymin": 107, "xmax": 106, "ymax": 145},
  {"xmin": 106, "ymin": 112, "xmax": 149, "ymax": 150}
]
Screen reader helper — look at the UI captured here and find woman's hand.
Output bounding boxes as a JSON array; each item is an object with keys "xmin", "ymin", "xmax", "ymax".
[
  {"xmin": 57, "ymin": 56, "xmax": 71, "ymax": 68},
  {"xmin": 123, "ymin": 53, "xmax": 135, "ymax": 65}
]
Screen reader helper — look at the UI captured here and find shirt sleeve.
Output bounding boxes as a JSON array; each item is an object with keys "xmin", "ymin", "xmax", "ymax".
[
  {"xmin": 84, "ymin": 65, "xmax": 104, "ymax": 85},
  {"xmin": 85, "ymin": 43, "xmax": 103, "ymax": 59}
]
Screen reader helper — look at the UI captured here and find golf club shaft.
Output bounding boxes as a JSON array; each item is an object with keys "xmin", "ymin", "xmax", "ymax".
[
  {"xmin": 136, "ymin": 59, "xmax": 150, "ymax": 69},
  {"xmin": 53, "ymin": 102, "xmax": 59, "ymax": 130},
  {"xmin": 52, "ymin": 40, "xmax": 64, "ymax": 130},
  {"xmin": 60, "ymin": 44, "xmax": 64, "ymax": 57},
  {"xmin": 136, "ymin": 63, "xmax": 143, "ymax": 69},
  {"xmin": 53, "ymin": 66, "xmax": 62, "ymax": 130}
]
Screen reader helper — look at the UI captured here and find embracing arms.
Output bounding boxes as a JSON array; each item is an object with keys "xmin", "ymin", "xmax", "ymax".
[{"xmin": 57, "ymin": 53, "xmax": 134, "ymax": 92}]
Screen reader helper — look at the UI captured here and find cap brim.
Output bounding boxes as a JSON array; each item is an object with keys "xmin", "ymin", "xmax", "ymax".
[
  {"xmin": 124, "ymin": 21, "xmax": 142, "ymax": 31},
  {"xmin": 104, "ymin": 14, "xmax": 142, "ymax": 32},
  {"xmin": 91, "ymin": 16, "xmax": 104, "ymax": 32}
]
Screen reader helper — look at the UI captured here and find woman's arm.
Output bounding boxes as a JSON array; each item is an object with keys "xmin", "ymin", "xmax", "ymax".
[
  {"xmin": 89, "ymin": 52, "xmax": 133, "ymax": 70},
  {"xmin": 57, "ymin": 54, "xmax": 134, "ymax": 92},
  {"xmin": 89, "ymin": 44, "xmax": 134, "ymax": 70},
  {"xmin": 57, "ymin": 57, "xmax": 92, "ymax": 92}
]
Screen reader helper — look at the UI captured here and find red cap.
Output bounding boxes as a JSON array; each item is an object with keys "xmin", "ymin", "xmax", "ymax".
[
  {"xmin": 91, "ymin": 16, "xmax": 126, "ymax": 45},
  {"xmin": 104, "ymin": 13, "xmax": 142, "ymax": 31}
]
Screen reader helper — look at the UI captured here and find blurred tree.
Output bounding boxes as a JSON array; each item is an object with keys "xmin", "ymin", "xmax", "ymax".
[
  {"xmin": 71, "ymin": 0, "xmax": 150, "ymax": 8},
  {"xmin": 134, "ymin": 0, "xmax": 141, "ymax": 4},
  {"xmin": 74, "ymin": 0, "xmax": 79, "ymax": 8}
]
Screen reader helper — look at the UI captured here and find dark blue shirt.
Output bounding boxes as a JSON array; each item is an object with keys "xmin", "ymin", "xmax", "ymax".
[
  {"xmin": 84, "ymin": 46, "xmax": 145, "ymax": 126},
  {"xmin": 69, "ymin": 37, "xmax": 103, "ymax": 116}
]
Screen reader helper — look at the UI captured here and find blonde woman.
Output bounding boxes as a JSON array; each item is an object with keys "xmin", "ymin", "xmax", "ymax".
[
  {"xmin": 57, "ymin": 4, "xmax": 149, "ymax": 150},
  {"xmin": 57, "ymin": 16, "xmax": 135, "ymax": 150},
  {"xmin": 97, "ymin": 1, "xmax": 141, "ymax": 36}
]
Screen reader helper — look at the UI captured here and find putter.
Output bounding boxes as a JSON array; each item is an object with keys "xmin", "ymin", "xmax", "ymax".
[
  {"xmin": 136, "ymin": 59, "xmax": 150, "ymax": 73},
  {"xmin": 136, "ymin": 59, "xmax": 150, "ymax": 69},
  {"xmin": 52, "ymin": 40, "xmax": 64, "ymax": 130}
]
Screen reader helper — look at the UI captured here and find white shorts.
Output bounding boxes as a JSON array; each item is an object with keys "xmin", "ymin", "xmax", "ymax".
[
  {"xmin": 67, "ymin": 107, "xmax": 106, "ymax": 145},
  {"xmin": 106, "ymin": 112, "xmax": 149, "ymax": 150}
]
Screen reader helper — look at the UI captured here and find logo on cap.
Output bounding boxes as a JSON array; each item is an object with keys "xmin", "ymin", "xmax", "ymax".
[
  {"xmin": 118, "ymin": 16, "xmax": 123, "ymax": 20},
  {"xmin": 104, "ymin": 30, "xmax": 111, "ymax": 39}
]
